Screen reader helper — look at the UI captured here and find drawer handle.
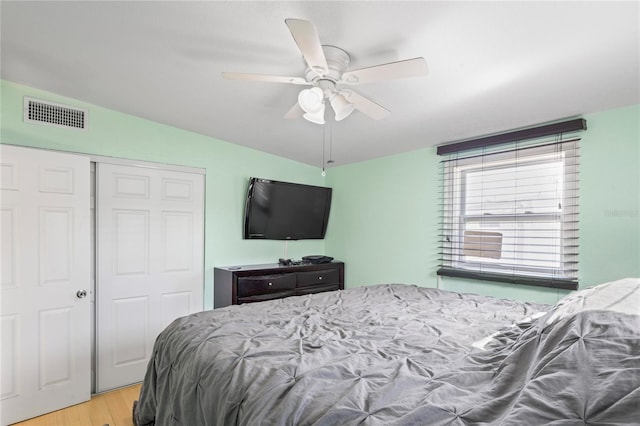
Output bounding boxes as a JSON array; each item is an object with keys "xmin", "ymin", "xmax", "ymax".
[
  {"xmin": 318, "ymin": 276, "xmax": 323, "ymax": 280},
  {"xmin": 268, "ymin": 282, "xmax": 273, "ymax": 286}
]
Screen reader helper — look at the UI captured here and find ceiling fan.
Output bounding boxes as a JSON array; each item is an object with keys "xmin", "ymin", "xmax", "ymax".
[{"xmin": 222, "ymin": 19, "xmax": 428, "ymax": 125}]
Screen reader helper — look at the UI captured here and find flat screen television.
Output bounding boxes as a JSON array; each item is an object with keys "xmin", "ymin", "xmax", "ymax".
[{"xmin": 243, "ymin": 177, "xmax": 332, "ymax": 240}]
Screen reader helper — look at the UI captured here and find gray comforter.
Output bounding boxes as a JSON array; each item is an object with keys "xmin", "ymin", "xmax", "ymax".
[{"xmin": 133, "ymin": 283, "xmax": 640, "ymax": 425}]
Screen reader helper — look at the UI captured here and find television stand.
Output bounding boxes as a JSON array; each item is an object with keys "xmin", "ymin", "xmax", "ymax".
[{"xmin": 213, "ymin": 261, "xmax": 344, "ymax": 308}]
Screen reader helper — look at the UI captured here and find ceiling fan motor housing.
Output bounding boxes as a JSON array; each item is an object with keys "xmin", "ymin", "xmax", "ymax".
[{"xmin": 305, "ymin": 45, "xmax": 351, "ymax": 97}]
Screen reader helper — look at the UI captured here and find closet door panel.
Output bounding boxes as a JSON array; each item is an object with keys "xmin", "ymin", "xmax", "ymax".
[
  {"xmin": 0, "ymin": 145, "xmax": 90, "ymax": 425},
  {"xmin": 96, "ymin": 163, "xmax": 204, "ymax": 392}
]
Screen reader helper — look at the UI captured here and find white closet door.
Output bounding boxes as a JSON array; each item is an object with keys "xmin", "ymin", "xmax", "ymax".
[
  {"xmin": 96, "ymin": 163, "xmax": 204, "ymax": 392},
  {"xmin": 0, "ymin": 145, "xmax": 91, "ymax": 425}
]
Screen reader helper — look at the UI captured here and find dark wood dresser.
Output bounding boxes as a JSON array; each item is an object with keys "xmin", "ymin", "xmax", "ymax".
[{"xmin": 213, "ymin": 262, "xmax": 344, "ymax": 308}]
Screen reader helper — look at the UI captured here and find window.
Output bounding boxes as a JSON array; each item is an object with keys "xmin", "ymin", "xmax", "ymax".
[{"xmin": 437, "ymin": 121, "xmax": 584, "ymax": 290}]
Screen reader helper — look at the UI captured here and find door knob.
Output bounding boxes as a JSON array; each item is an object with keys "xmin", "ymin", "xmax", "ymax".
[{"xmin": 76, "ymin": 289, "xmax": 88, "ymax": 299}]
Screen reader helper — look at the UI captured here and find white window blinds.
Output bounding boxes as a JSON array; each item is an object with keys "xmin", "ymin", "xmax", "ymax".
[{"xmin": 437, "ymin": 120, "xmax": 584, "ymax": 290}]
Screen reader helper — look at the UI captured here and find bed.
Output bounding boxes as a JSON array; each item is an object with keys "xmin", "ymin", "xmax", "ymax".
[{"xmin": 133, "ymin": 278, "xmax": 640, "ymax": 425}]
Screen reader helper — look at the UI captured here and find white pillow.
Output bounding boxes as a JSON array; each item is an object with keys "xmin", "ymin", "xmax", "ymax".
[
  {"xmin": 544, "ymin": 277, "xmax": 640, "ymax": 327},
  {"xmin": 472, "ymin": 278, "xmax": 640, "ymax": 350}
]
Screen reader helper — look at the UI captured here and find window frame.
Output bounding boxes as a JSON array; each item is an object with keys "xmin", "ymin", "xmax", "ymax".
[{"xmin": 438, "ymin": 138, "xmax": 580, "ymax": 291}]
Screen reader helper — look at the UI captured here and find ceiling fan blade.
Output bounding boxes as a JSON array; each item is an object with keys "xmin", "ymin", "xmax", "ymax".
[
  {"xmin": 285, "ymin": 18, "xmax": 328, "ymax": 76},
  {"xmin": 341, "ymin": 57, "xmax": 427, "ymax": 85},
  {"xmin": 339, "ymin": 89, "xmax": 390, "ymax": 120},
  {"xmin": 222, "ymin": 72, "xmax": 310, "ymax": 85},
  {"xmin": 284, "ymin": 102, "xmax": 304, "ymax": 119}
]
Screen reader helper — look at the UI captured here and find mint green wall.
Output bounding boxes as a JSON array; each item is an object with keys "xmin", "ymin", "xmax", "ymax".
[
  {"xmin": 326, "ymin": 104, "xmax": 640, "ymax": 304},
  {"xmin": 1, "ymin": 80, "xmax": 327, "ymax": 310},
  {"xmin": 324, "ymin": 148, "xmax": 439, "ymax": 286},
  {"xmin": 580, "ymin": 105, "xmax": 640, "ymax": 287}
]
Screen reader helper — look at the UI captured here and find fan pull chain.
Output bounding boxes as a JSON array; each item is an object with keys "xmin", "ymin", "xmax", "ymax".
[
  {"xmin": 321, "ymin": 124, "xmax": 326, "ymax": 176},
  {"xmin": 327, "ymin": 122, "xmax": 335, "ymax": 164}
]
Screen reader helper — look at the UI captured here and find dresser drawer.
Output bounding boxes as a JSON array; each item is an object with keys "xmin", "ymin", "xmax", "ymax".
[
  {"xmin": 237, "ymin": 290, "xmax": 296, "ymax": 304},
  {"xmin": 296, "ymin": 283, "xmax": 340, "ymax": 296},
  {"xmin": 237, "ymin": 274, "xmax": 296, "ymax": 297},
  {"xmin": 296, "ymin": 268, "xmax": 340, "ymax": 287}
]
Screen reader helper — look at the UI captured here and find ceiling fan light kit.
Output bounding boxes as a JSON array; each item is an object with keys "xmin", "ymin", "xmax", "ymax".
[
  {"xmin": 298, "ymin": 87, "xmax": 324, "ymax": 114},
  {"xmin": 329, "ymin": 93, "xmax": 355, "ymax": 122},
  {"xmin": 222, "ymin": 18, "xmax": 428, "ymax": 125},
  {"xmin": 303, "ymin": 104, "xmax": 326, "ymax": 125},
  {"xmin": 298, "ymin": 86, "xmax": 326, "ymax": 124}
]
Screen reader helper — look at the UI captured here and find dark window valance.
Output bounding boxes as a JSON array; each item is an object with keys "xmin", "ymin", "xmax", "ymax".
[{"xmin": 437, "ymin": 118, "xmax": 587, "ymax": 156}]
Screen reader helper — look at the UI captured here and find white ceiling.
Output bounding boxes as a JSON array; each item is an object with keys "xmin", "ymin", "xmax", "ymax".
[{"xmin": 2, "ymin": 1, "xmax": 638, "ymax": 167}]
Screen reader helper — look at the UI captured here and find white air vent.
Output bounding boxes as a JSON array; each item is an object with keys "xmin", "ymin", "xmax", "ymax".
[{"xmin": 24, "ymin": 97, "xmax": 88, "ymax": 130}]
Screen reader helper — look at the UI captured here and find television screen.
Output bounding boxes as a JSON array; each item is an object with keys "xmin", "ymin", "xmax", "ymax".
[{"xmin": 243, "ymin": 177, "xmax": 332, "ymax": 240}]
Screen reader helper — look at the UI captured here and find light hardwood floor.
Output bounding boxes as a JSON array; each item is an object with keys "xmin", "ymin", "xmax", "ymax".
[{"xmin": 12, "ymin": 384, "xmax": 142, "ymax": 426}]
